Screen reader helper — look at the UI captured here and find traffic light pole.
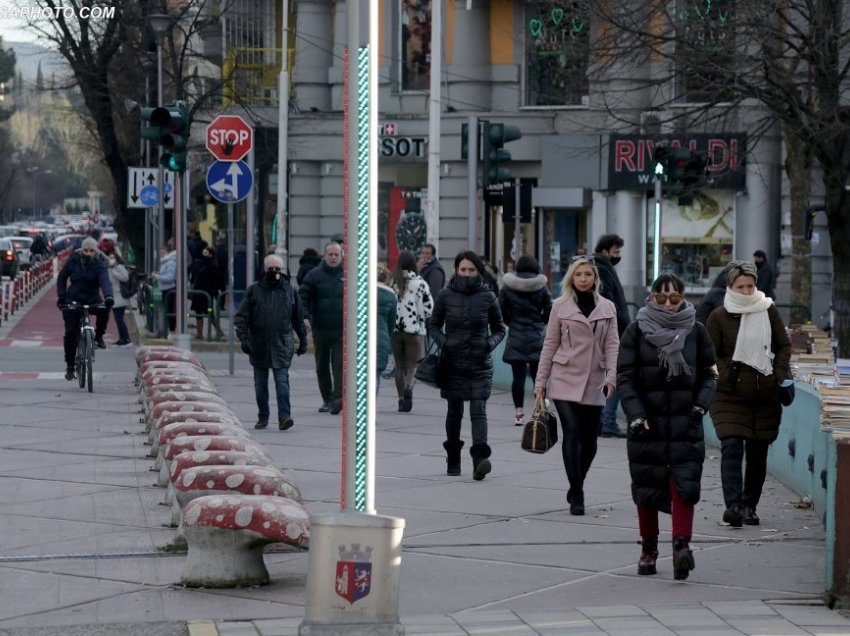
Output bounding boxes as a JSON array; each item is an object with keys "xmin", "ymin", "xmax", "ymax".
[
  {"xmin": 466, "ymin": 116, "xmax": 478, "ymax": 251},
  {"xmin": 155, "ymin": 37, "xmax": 165, "ymax": 271},
  {"xmin": 653, "ymin": 175, "xmax": 663, "ymax": 280}
]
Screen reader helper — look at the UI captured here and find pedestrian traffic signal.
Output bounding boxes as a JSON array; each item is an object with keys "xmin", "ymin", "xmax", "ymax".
[
  {"xmin": 140, "ymin": 101, "xmax": 190, "ymax": 172},
  {"xmin": 482, "ymin": 122, "xmax": 521, "ymax": 187},
  {"xmin": 652, "ymin": 145, "xmax": 669, "ymax": 176},
  {"xmin": 666, "ymin": 148, "xmax": 692, "ymax": 192}
]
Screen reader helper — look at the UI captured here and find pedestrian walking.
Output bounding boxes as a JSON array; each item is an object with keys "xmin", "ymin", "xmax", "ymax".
[
  {"xmin": 100, "ymin": 241, "xmax": 132, "ymax": 347},
  {"xmin": 695, "ymin": 271, "xmax": 727, "ymax": 325},
  {"xmin": 534, "ymin": 256, "xmax": 619, "ymax": 515},
  {"xmin": 150, "ymin": 239, "xmax": 177, "ymax": 333},
  {"xmin": 392, "ymin": 250, "xmax": 433, "ymax": 412},
  {"xmin": 428, "ymin": 250, "xmax": 506, "ymax": 480},
  {"xmin": 617, "ymin": 272, "xmax": 717, "ymax": 581},
  {"xmin": 296, "ymin": 247, "xmax": 322, "ymax": 286},
  {"xmin": 417, "ymin": 242, "xmax": 446, "ymax": 303},
  {"xmin": 593, "ymin": 234, "xmax": 630, "ymax": 438},
  {"xmin": 299, "ymin": 242, "xmax": 344, "ymax": 415},
  {"xmin": 189, "ymin": 245, "xmax": 224, "ymax": 341},
  {"xmin": 499, "ymin": 255, "xmax": 552, "ymax": 425},
  {"xmin": 376, "ymin": 266, "xmax": 398, "ymax": 394},
  {"xmin": 752, "ymin": 250, "xmax": 776, "ymax": 299},
  {"xmin": 706, "ymin": 260, "xmax": 791, "ymax": 527},
  {"xmin": 235, "ymin": 254, "xmax": 308, "ymax": 431}
]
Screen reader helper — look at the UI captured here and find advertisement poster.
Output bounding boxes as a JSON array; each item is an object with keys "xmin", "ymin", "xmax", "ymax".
[
  {"xmin": 387, "ymin": 187, "xmax": 426, "ymax": 269},
  {"xmin": 401, "ymin": 0, "xmax": 431, "ymax": 90}
]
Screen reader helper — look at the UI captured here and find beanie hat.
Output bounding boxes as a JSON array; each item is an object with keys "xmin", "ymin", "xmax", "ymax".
[
  {"xmin": 81, "ymin": 237, "xmax": 99, "ymax": 252},
  {"xmin": 725, "ymin": 260, "xmax": 758, "ymax": 287}
]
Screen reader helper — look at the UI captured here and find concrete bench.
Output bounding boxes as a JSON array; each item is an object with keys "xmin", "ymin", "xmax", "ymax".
[
  {"xmin": 147, "ymin": 401, "xmax": 237, "ymax": 436},
  {"xmin": 144, "ymin": 392, "xmax": 229, "ymax": 419},
  {"xmin": 153, "ymin": 420, "xmax": 250, "ymax": 458},
  {"xmin": 137, "ymin": 347, "xmax": 203, "ymax": 367},
  {"xmin": 159, "ymin": 436, "xmax": 269, "ymax": 486},
  {"xmin": 151, "ymin": 412, "xmax": 242, "ymax": 437},
  {"xmin": 180, "ymin": 494, "xmax": 310, "ymax": 588},
  {"xmin": 165, "ymin": 447, "xmax": 274, "ymax": 489}
]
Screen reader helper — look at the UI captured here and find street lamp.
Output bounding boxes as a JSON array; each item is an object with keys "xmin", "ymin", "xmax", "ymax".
[
  {"xmin": 28, "ymin": 166, "xmax": 39, "ymax": 216},
  {"xmin": 148, "ymin": 13, "xmax": 171, "ymax": 268}
]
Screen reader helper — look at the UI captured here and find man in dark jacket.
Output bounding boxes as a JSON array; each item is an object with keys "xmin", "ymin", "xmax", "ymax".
[
  {"xmin": 56, "ymin": 237, "xmax": 114, "ymax": 380},
  {"xmin": 296, "ymin": 247, "xmax": 322, "ymax": 286},
  {"xmin": 299, "ymin": 242, "xmax": 344, "ymax": 414},
  {"xmin": 753, "ymin": 250, "xmax": 776, "ymax": 299},
  {"xmin": 417, "ymin": 243, "xmax": 445, "ymax": 302},
  {"xmin": 235, "ymin": 254, "xmax": 308, "ymax": 431},
  {"xmin": 695, "ymin": 271, "xmax": 727, "ymax": 324},
  {"xmin": 593, "ymin": 234, "xmax": 629, "ymax": 437}
]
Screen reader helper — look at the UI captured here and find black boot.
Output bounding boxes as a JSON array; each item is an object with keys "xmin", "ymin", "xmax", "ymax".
[
  {"xmin": 637, "ymin": 536, "xmax": 659, "ymax": 575},
  {"xmin": 443, "ymin": 440, "xmax": 464, "ymax": 476},
  {"xmin": 470, "ymin": 443, "xmax": 492, "ymax": 481},
  {"xmin": 672, "ymin": 536, "xmax": 695, "ymax": 581}
]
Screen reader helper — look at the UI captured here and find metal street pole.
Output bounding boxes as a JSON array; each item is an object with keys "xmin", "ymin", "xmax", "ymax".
[
  {"xmin": 424, "ymin": 0, "xmax": 442, "ymax": 250},
  {"xmin": 148, "ymin": 14, "xmax": 171, "ymax": 270},
  {"xmin": 275, "ymin": 0, "xmax": 290, "ymax": 269},
  {"xmin": 653, "ymin": 175, "xmax": 663, "ymax": 280},
  {"xmin": 467, "ymin": 116, "xmax": 478, "ymax": 250},
  {"xmin": 30, "ymin": 167, "xmax": 39, "ymax": 217},
  {"xmin": 246, "ymin": 145, "xmax": 256, "ymax": 288},
  {"xmin": 227, "ymin": 202, "xmax": 235, "ymax": 376}
]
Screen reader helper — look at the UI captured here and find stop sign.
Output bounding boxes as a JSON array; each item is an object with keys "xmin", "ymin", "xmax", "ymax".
[{"xmin": 206, "ymin": 115, "xmax": 254, "ymax": 161}]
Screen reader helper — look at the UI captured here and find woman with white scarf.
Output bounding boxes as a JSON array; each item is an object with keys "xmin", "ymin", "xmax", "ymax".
[
  {"xmin": 618, "ymin": 273, "xmax": 717, "ymax": 581},
  {"xmin": 706, "ymin": 260, "xmax": 791, "ymax": 529}
]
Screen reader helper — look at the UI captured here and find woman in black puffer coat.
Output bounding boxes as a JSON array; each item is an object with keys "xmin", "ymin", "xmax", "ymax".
[
  {"xmin": 428, "ymin": 250, "xmax": 506, "ymax": 481},
  {"xmin": 618, "ymin": 273, "xmax": 716, "ymax": 582},
  {"xmin": 499, "ymin": 255, "xmax": 552, "ymax": 425}
]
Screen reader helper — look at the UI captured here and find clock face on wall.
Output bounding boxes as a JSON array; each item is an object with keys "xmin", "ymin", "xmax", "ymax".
[{"xmin": 395, "ymin": 209, "xmax": 427, "ymax": 255}]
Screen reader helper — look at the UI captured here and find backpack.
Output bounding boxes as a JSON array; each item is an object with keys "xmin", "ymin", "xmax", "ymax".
[{"xmin": 119, "ymin": 271, "xmax": 139, "ymax": 299}]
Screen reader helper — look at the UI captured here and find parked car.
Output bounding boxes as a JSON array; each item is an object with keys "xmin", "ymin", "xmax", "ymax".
[
  {"xmin": 9, "ymin": 236, "xmax": 33, "ymax": 270},
  {"xmin": 0, "ymin": 238, "xmax": 20, "ymax": 279},
  {"xmin": 51, "ymin": 234, "xmax": 86, "ymax": 254}
]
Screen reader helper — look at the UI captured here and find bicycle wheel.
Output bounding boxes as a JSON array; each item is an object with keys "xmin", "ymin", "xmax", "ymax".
[
  {"xmin": 85, "ymin": 331, "xmax": 94, "ymax": 393},
  {"xmin": 77, "ymin": 336, "xmax": 86, "ymax": 389}
]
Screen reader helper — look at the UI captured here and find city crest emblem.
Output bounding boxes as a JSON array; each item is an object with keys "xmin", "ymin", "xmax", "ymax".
[{"xmin": 335, "ymin": 543, "xmax": 373, "ymax": 604}]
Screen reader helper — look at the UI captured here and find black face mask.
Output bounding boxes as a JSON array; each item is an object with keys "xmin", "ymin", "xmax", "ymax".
[
  {"xmin": 609, "ymin": 256, "xmax": 621, "ymax": 266},
  {"xmin": 455, "ymin": 275, "xmax": 481, "ymax": 292},
  {"xmin": 267, "ymin": 270, "xmax": 282, "ymax": 282}
]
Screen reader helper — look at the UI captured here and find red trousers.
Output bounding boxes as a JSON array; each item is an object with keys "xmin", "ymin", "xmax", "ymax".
[{"xmin": 637, "ymin": 477, "xmax": 694, "ymax": 540}]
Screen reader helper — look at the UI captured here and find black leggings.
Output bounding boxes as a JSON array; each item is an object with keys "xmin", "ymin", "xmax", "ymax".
[
  {"xmin": 510, "ymin": 361, "xmax": 539, "ymax": 409},
  {"xmin": 553, "ymin": 399, "xmax": 602, "ymax": 494}
]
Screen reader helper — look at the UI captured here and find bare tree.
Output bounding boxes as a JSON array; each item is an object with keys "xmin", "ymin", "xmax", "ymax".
[{"xmin": 591, "ymin": 0, "xmax": 850, "ymax": 355}]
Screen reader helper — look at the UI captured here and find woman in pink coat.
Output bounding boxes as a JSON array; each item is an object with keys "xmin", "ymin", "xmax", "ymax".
[{"xmin": 535, "ymin": 256, "xmax": 620, "ymax": 515}]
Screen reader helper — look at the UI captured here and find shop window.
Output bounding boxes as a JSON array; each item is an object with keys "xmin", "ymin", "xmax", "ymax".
[
  {"xmin": 524, "ymin": 1, "xmax": 590, "ymax": 106},
  {"xmin": 646, "ymin": 190, "xmax": 735, "ymax": 287},
  {"xmin": 675, "ymin": 0, "xmax": 736, "ymax": 103},
  {"xmin": 400, "ymin": 0, "xmax": 431, "ymax": 91}
]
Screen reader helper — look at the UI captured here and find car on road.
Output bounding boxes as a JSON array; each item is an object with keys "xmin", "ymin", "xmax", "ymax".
[
  {"xmin": 51, "ymin": 234, "xmax": 87, "ymax": 254},
  {"xmin": 9, "ymin": 236, "xmax": 33, "ymax": 270},
  {"xmin": 0, "ymin": 238, "xmax": 20, "ymax": 279}
]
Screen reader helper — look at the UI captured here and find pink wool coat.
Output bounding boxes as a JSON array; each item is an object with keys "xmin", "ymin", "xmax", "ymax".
[{"xmin": 535, "ymin": 296, "xmax": 620, "ymax": 405}]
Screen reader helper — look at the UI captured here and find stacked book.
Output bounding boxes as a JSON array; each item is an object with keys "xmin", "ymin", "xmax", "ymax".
[
  {"xmin": 788, "ymin": 324, "xmax": 832, "ymax": 355},
  {"xmin": 819, "ymin": 385, "xmax": 850, "ymax": 437},
  {"xmin": 791, "ymin": 353, "xmax": 836, "ymax": 388}
]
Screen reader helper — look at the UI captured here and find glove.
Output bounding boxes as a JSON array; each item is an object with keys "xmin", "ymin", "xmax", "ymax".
[
  {"xmin": 57, "ymin": 299, "xmax": 65, "ymax": 310},
  {"xmin": 689, "ymin": 406, "xmax": 706, "ymax": 430},
  {"xmin": 628, "ymin": 417, "xmax": 649, "ymax": 439},
  {"xmin": 240, "ymin": 342, "xmax": 252, "ymax": 355},
  {"xmin": 296, "ymin": 343, "xmax": 308, "ymax": 356},
  {"xmin": 103, "ymin": 296, "xmax": 114, "ymax": 309}
]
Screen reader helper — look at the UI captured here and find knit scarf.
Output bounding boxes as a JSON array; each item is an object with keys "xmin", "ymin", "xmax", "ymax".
[
  {"xmin": 636, "ymin": 301, "xmax": 696, "ymax": 377},
  {"xmin": 724, "ymin": 288, "xmax": 775, "ymax": 376}
]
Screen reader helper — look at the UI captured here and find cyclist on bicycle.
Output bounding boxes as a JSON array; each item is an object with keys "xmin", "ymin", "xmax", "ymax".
[{"xmin": 57, "ymin": 237, "xmax": 114, "ymax": 380}]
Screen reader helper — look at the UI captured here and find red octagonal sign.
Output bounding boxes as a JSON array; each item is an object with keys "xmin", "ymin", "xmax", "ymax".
[{"xmin": 206, "ymin": 115, "xmax": 254, "ymax": 161}]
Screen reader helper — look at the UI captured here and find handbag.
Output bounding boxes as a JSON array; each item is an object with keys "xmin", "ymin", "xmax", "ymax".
[
  {"xmin": 414, "ymin": 342, "xmax": 441, "ymax": 387},
  {"xmin": 521, "ymin": 395, "xmax": 559, "ymax": 454}
]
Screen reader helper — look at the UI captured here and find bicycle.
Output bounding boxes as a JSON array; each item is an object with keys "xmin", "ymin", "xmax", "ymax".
[{"xmin": 62, "ymin": 302, "xmax": 104, "ymax": 393}]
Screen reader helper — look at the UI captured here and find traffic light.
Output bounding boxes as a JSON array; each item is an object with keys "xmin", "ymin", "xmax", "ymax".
[
  {"xmin": 482, "ymin": 122, "xmax": 522, "ymax": 187},
  {"xmin": 140, "ymin": 101, "xmax": 190, "ymax": 172},
  {"xmin": 681, "ymin": 151, "xmax": 708, "ymax": 190},
  {"xmin": 652, "ymin": 144, "xmax": 669, "ymax": 176},
  {"xmin": 666, "ymin": 148, "xmax": 692, "ymax": 192}
]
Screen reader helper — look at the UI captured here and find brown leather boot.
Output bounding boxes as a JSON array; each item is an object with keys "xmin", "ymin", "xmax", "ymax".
[
  {"xmin": 672, "ymin": 536, "xmax": 695, "ymax": 581},
  {"xmin": 637, "ymin": 536, "xmax": 658, "ymax": 575}
]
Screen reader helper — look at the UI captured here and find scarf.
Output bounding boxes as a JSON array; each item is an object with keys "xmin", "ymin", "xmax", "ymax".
[
  {"xmin": 724, "ymin": 288, "xmax": 775, "ymax": 376},
  {"xmin": 636, "ymin": 301, "xmax": 696, "ymax": 377}
]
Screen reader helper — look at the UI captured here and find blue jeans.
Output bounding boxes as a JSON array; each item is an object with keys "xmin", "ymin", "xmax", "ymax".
[
  {"xmin": 599, "ymin": 390, "xmax": 621, "ymax": 432},
  {"xmin": 112, "ymin": 307, "xmax": 130, "ymax": 342},
  {"xmin": 253, "ymin": 366, "xmax": 291, "ymax": 422}
]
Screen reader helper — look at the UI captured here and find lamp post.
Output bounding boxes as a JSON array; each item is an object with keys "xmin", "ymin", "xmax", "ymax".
[
  {"xmin": 148, "ymin": 13, "xmax": 171, "ymax": 270},
  {"xmin": 28, "ymin": 166, "xmax": 39, "ymax": 216},
  {"xmin": 275, "ymin": 0, "xmax": 290, "ymax": 268}
]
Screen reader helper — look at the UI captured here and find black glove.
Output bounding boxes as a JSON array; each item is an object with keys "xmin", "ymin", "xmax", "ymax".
[
  {"xmin": 240, "ymin": 342, "xmax": 252, "ymax": 355},
  {"xmin": 628, "ymin": 417, "xmax": 649, "ymax": 439},
  {"xmin": 296, "ymin": 342, "xmax": 308, "ymax": 356},
  {"xmin": 57, "ymin": 299, "xmax": 65, "ymax": 310},
  {"xmin": 103, "ymin": 296, "xmax": 114, "ymax": 309}
]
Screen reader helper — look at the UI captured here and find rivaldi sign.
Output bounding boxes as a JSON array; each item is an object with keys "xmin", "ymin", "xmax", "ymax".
[{"xmin": 608, "ymin": 133, "xmax": 747, "ymax": 191}]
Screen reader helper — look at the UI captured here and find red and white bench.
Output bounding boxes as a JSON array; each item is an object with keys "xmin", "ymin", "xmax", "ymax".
[{"xmin": 180, "ymin": 495, "xmax": 310, "ymax": 588}]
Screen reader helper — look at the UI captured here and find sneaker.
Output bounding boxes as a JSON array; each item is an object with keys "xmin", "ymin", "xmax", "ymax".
[
  {"xmin": 254, "ymin": 420, "xmax": 269, "ymax": 430},
  {"xmin": 318, "ymin": 402, "xmax": 331, "ymax": 413},
  {"xmin": 514, "ymin": 412, "xmax": 524, "ymax": 426},
  {"xmin": 279, "ymin": 418, "xmax": 294, "ymax": 431},
  {"xmin": 64, "ymin": 366, "xmax": 75, "ymax": 381},
  {"xmin": 95, "ymin": 335, "xmax": 107, "ymax": 350},
  {"xmin": 114, "ymin": 339, "xmax": 132, "ymax": 348}
]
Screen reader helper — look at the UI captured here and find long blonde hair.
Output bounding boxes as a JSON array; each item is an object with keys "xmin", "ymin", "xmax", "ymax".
[{"xmin": 558, "ymin": 256, "xmax": 602, "ymax": 304}]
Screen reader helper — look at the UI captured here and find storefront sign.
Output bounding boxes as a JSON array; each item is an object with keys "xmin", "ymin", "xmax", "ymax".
[
  {"xmin": 380, "ymin": 136, "xmax": 427, "ymax": 158},
  {"xmin": 608, "ymin": 133, "xmax": 747, "ymax": 190}
]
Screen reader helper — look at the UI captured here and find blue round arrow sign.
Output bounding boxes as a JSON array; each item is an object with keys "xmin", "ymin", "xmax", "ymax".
[
  {"xmin": 206, "ymin": 160, "xmax": 253, "ymax": 204},
  {"xmin": 140, "ymin": 185, "xmax": 159, "ymax": 207}
]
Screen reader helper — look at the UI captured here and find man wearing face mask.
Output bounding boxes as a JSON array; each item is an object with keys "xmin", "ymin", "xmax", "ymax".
[
  {"xmin": 235, "ymin": 255, "xmax": 308, "ymax": 431},
  {"xmin": 593, "ymin": 234, "xmax": 630, "ymax": 438},
  {"xmin": 56, "ymin": 237, "xmax": 115, "ymax": 380}
]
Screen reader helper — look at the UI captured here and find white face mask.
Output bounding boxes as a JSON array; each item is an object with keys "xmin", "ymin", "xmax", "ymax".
[{"xmin": 109, "ymin": 258, "xmax": 116, "ymax": 267}]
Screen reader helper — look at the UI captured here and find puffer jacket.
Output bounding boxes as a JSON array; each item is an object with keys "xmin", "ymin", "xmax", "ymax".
[
  {"xmin": 499, "ymin": 272, "xmax": 552, "ymax": 364},
  {"xmin": 428, "ymin": 275, "xmax": 506, "ymax": 401},
  {"xmin": 395, "ymin": 271, "xmax": 433, "ymax": 335},
  {"xmin": 296, "ymin": 253, "xmax": 322, "ymax": 286},
  {"xmin": 706, "ymin": 303, "xmax": 791, "ymax": 442},
  {"xmin": 593, "ymin": 254, "xmax": 630, "ymax": 335},
  {"xmin": 235, "ymin": 272, "xmax": 308, "ymax": 369},
  {"xmin": 617, "ymin": 316, "xmax": 717, "ymax": 511},
  {"xmin": 376, "ymin": 283, "xmax": 398, "ymax": 374},
  {"xmin": 695, "ymin": 272, "xmax": 727, "ymax": 325},
  {"xmin": 57, "ymin": 249, "xmax": 114, "ymax": 306},
  {"xmin": 299, "ymin": 261, "xmax": 344, "ymax": 332}
]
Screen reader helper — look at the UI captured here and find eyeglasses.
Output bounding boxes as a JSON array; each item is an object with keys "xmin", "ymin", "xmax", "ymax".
[{"xmin": 652, "ymin": 292, "xmax": 683, "ymax": 305}]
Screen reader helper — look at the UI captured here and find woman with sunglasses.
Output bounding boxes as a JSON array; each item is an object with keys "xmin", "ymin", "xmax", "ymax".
[
  {"xmin": 706, "ymin": 261, "xmax": 791, "ymax": 528},
  {"xmin": 617, "ymin": 273, "xmax": 716, "ymax": 581},
  {"xmin": 534, "ymin": 256, "xmax": 619, "ymax": 515}
]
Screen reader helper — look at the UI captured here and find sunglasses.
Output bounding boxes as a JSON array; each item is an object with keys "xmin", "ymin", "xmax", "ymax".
[
  {"xmin": 570, "ymin": 255, "xmax": 593, "ymax": 264},
  {"xmin": 652, "ymin": 292, "xmax": 683, "ymax": 305}
]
